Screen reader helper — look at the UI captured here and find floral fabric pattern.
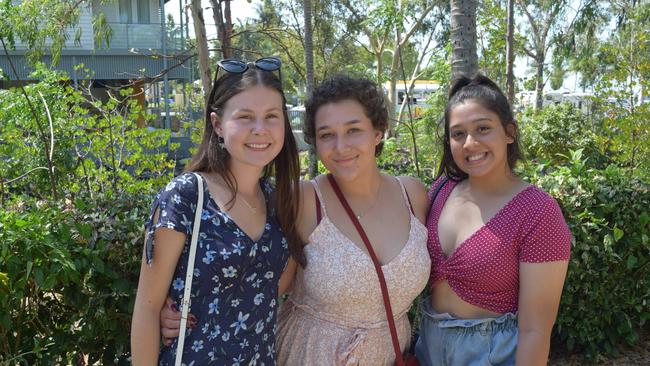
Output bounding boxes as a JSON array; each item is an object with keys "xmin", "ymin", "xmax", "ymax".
[{"xmin": 144, "ymin": 173, "xmax": 289, "ymax": 366}]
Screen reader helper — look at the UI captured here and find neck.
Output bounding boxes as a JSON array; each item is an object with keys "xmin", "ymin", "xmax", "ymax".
[
  {"xmin": 223, "ymin": 162, "xmax": 264, "ymax": 196},
  {"xmin": 466, "ymin": 166, "xmax": 519, "ymax": 196},
  {"xmin": 330, "ymin": 166, "xmax": 382, "ymax": 199}
]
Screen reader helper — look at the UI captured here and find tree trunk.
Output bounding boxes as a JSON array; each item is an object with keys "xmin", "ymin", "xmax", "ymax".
[
  {"xmin": 505, "ymin": 0, "xmax": 515, "ymax": 103},
  {"xmin": 223, "ymin": 0, "xmax": 233, "ymax": 58},
  {"xmin": 450, "ymin": 0, "xmax": 478, "ymax": 79},
  {"xmin": 208, "ymin": 0, "xmax": 232, "ymax": 58},
  {"xmin": 303, "ymin": 0, "xmax": 318, "ymax": 178},
  {"xmin": 190, "ymin": 0, "xmax": 212, "ymax": 105},
  {"xmin": 535, "ymin": 53, "xmax": 544, "ymax": 110}
]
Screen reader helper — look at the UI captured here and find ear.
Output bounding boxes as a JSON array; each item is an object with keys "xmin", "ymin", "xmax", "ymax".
[
  {"xmin": 210, "ymin": 112, "xmax": 222, "ymax": 136},
  {"xmin": 505, "ymin": 123, "xmax": 516, "ymax": 144},
  {"xmin": 374, "ymin": 129, "xmax": 383, "ymax": 146}
]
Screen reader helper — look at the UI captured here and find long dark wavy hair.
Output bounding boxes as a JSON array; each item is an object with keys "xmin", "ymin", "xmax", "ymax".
[
  {"xmin": 436, "ymin": 74, "xmax": 523, "ymax": 181},
  {"xmin": 185, "ymin": 67, "xmax": 302, "ymax": 264}
]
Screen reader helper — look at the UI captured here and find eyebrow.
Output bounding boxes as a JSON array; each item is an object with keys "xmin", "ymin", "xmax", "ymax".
[
  {"xmin": 450, "ymin": 117, "xmax": 494, "ymax": 129},
  {"xmin": 233, "ymin": 107, "xmax": 282, "ymax": 113},
  {"xmin": 316, "ymin": 119, "xmax": 361, "ymax": 132}
]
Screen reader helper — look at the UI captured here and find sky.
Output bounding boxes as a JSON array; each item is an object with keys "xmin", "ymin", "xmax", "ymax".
[{"xmin": 165, "ymin": 0, "xmax": 262, "ymax": 41}]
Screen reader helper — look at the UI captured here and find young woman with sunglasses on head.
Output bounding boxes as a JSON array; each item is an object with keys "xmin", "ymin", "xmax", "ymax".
[
  {"xmin": 414, "ymin": 75, "xmax": 571, "ymax": 366},
  {"xmin": 131, "ymin": 57, "xmax": 301, "ymax": 365}
]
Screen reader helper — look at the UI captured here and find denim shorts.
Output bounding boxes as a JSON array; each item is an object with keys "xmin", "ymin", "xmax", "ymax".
[{"xmin": 414, "ymin": 297, "xmax": 518, "ymax": 366}]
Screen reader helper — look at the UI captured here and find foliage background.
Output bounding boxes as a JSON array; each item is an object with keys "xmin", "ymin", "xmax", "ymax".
[{"xmin": 1, "ymin": 0, "xmax": 649, "ymax": 364}]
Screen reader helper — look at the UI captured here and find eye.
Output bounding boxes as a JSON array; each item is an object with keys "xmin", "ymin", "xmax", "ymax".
[
  {"xmin": 318, "ymin": 132, "xmax": 334, "ymax": 140},
  {"xmin": 478, "ymin": 125, "xmax": 491, "ymax": 133},
  {"xmin": 266, "ymin": 113, "xmax": 280, "ymax": 120},
  {"xmin": 236, "ymin": 114, "xmax": 253, "ymax": 121},
  {"xmin": 450, "ymin": 130, "xmax": 464, "ymax": 139},
  {"xmin": 347, "ymin": 127, "xmax": 361, "ymax": 134}
]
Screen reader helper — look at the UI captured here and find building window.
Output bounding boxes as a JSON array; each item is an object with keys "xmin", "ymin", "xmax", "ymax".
[
  {"xmin": 119, "ymin": 0, "xmax": 132, "ymax": 23},
  {"xmin": 137, "ymin": 0, "xmax": 150, "ymax": 24}
]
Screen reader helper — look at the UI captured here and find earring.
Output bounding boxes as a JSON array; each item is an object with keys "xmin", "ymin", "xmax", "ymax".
[{"xmin": 217, "ymin": 135, "xmax": 225, "ymax": 148}]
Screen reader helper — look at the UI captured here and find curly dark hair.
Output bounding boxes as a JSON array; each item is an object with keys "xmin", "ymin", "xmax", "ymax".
[{"xmin": 304, "ymin": 74, "xmax": 388, "ymax": 156}]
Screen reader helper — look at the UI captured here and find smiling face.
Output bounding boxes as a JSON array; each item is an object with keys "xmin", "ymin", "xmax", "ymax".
[
  {"xmin": 448, "ymin": 99, "xmax": 515, "ymax": 179},
  {"xmin": 314, "ymin": 99, "xmax": 383, "ymax": 181},
  {"xmin": 211, "ymin": 85, "xmax": 285, "ymax": 172}
]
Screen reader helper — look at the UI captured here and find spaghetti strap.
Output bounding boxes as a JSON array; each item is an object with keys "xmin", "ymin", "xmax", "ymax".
[
  {"xmin": 309, "ymin": 180, "xmax": 328, "ymax": 218},
  {"xmin": 395, "ymin": 177, "xmax": 415, "ymax": 215}
]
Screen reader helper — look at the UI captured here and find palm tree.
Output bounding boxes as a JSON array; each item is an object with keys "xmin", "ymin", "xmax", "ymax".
[
  {"xmin": 506, "ymin": 0, "xmax": 515, "ymax": 103},
  {"xmin": 450, "ymin": 0, "xmax": 478, "ymax": 79},
  {"xmin": 303, "ymin": 0, "xmax": 318, "ymax": 177}
]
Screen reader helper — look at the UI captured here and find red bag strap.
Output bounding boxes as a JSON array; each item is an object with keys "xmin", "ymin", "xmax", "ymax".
[
  {"xmin": 314, "ymin": 186, "xmax": 322, "ymax": 225},
  {"xmin": 326, "ymin": 174, "xmax": 405, "ymax": 366}
]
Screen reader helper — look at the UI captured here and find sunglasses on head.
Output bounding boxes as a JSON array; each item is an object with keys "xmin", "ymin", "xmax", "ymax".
[{"xmin": 215, "ymin": 56, "xmax": 282, "ymax": 81}]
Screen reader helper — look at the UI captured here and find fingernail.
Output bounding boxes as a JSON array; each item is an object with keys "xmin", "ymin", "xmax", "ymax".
[
  {"xmin": 189, "ymin": 314, "xmax": 197, "ymax": 322},
  {"xmin": 171, "ymin": 303, "xmax": 178, "ymax": 312}
]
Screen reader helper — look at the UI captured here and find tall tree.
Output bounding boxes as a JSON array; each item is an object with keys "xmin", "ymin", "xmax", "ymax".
[
  {"xmin": 302, "ymin": 0, "xmax": 318, "ymax": 177},
  {"xmin": 450, "ymin": 0, "xmax": 478, "ymax": 79},
  {"xmin": 517, "ymin": 0, "xmax": 567, "ymax": 110},
  {"xmin": 209, "ymin": 0, "xmax": 234, "ymax": 58},
  {"xmin": 338, "ymin": 0, "xmax": 444, "ymax": 128},
  {"xmin": 505, "ymin": 0, "xmax": 515, "ymax": 102},
  {"xmin": 190, "ymin": 0, "xmax": 212, "ymax": 104}
]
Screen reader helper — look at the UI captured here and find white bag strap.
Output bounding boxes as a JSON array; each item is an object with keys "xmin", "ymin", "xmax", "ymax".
[{"xmin": 174, "ymin": 172, "xmax": 204, "ymax": 366}]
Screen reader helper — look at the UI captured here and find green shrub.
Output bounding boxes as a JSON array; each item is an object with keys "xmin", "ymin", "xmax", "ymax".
[
  {"xmin": 0, "ymin": 68, "xmax": 177, "ymax": 364},
  {"xmin": 520, "ymin": 103, "xmax": 608, "ymax": 168},
  {"xmin": 0, "ymin": 192, "xmax": 151, "ymax": 364},
  {"xmin": 523, "ymin": 152, "xmax": 650, "ymax": 360}
]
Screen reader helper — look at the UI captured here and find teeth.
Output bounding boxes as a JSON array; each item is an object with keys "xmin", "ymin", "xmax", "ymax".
[
  {"xmin": 467, "ymin": 153, "xmax": 486, "ymax": 162},
  {"xmin": 246, "ymin": 143, "xmax": 270, "ymax": 149}
]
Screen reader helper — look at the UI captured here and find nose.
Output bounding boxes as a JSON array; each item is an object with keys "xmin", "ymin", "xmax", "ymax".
[
  {"xmin": 334, "ymin": 134, "xmax": 348, "ymax": 152},
  {"xmin": 463, "ymin": 132, "xmax": 477, "ymax": 147},
  {"xmin": 252, "ymin": 117, "xmax": 268, "ymax": 134}
]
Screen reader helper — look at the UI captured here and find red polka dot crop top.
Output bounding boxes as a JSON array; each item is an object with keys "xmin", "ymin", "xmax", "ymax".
[{"xmin": 426, "ymin": 177, "xmax": 572, "ymax": 314}]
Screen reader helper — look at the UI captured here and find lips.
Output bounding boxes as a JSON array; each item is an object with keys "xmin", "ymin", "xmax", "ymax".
[
  {"xmin": 333, "ymin": 155, "xmax": 357, "ymax": 164},
  {"xmin": 466, "ymin": 152, "xmax": 488, "ymax": 162},
  {"xmin": 245, "ymin": 143, "xmax": 271, "ymax": 150}
]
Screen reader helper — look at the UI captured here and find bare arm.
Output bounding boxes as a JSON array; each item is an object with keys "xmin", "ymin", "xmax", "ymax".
[
  {"xmin": 399, "ymin": 175, "xmax": 429, "ymax": 225},
  {"xmin": 131, "ymin": 225, "xmax": 186, "ymax": 366},
  {"xmin": 516, "ymin": 260, "xmax": 569, "ymax": 366},
  {"xmin": 279, "ymin": 256, "xmax": 298, "ymax": 295}
]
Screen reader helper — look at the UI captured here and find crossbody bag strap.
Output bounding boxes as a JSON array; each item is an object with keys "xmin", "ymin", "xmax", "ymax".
[
  {"xmin": 326, "ymin": 174, "xmax": 405, "ymax": 366},
  {"xmin": 174, "ymin": 173, "xmax": 205, "ymax": 366}
]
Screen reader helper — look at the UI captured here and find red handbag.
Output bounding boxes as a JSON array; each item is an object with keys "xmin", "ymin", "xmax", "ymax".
[{"xmin": 328, "ymin": 174, "xmax": 420, "ymax": 366}]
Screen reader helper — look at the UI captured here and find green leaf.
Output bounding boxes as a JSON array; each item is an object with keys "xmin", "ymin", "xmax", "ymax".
[
  {"xmin": 626, "ymin": 255, "xmax": 638, "ymax": 270},
  {"xmin": 613, "ymin": 227, "xmax": 624, "ymax": 241},
  {"xmin": 0, "ymin": 272, "xmax": 8, "ymax": 287}
]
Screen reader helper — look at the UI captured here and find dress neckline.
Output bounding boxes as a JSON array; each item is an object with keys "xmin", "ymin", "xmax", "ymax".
[
  {"xmin": 199, "ymin": 173, "xmax": 272, "ymax": 243},
  {"xmin": 435, "ymin": 181, "xmax": 534, "ymax": 260}
]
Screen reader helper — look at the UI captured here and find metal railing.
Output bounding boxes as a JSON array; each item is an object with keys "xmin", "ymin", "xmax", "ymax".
[{"xmin": 103, "ymin": 22, "xmax": 184, "ymax": 50}]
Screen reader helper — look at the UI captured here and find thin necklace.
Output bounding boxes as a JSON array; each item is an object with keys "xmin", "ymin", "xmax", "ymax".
[
  {"xmin": 354, "ymin": 178, "xmax": 382, "ymax": 220},
  {"xmin": 238, "ymin": 190, "xmax": 261, "ymax": 213}
]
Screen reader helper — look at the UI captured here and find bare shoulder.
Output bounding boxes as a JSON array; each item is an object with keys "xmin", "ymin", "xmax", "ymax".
[
  {"xmin": 397, "ymin": 175, "xmax": 429, "ymax": 224},
  {"xmin": 298, "ymin": 180, "xmax": 318, "ymax": 243}
]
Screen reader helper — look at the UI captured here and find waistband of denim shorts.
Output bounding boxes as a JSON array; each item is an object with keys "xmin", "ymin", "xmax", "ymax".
[{"xmin": 419, "ymin": 296, "xmax": 518, "ymax": 333}]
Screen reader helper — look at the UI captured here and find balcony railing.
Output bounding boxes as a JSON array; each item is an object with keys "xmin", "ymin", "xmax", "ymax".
[{"xmin": 103, "ymin": 22, "xmax": 184, "ymax": 50}]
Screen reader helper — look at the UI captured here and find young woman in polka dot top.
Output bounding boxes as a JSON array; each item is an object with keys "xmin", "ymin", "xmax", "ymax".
[{"xmin": 414, "ymin": 75, "xmax": 572, "ymax": 366}]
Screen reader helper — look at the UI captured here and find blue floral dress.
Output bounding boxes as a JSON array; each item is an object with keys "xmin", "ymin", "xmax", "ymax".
[{"xmin": 144, "ymin": 172, "xmax": 289, "ymax": 366}]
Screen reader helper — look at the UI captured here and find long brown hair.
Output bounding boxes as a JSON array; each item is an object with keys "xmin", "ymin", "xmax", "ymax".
[{"xmin": 186, "ymin": 67, "xmax": 303, "ymax": 265}]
